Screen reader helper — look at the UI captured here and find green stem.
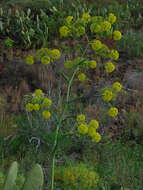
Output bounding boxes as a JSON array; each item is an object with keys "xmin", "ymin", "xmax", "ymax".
[
  {"xmin": 50, "ymin": 40, "xmax": 90, "ymax": 189},
  {"xmin": 50, "ymin": 67, "xmax": 79, "ymax": 190}
]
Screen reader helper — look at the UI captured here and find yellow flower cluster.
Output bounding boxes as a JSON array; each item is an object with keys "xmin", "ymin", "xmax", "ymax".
[
  {"xmin": 89, "ymin": 60, "xmax": 97, "ymax": 69},
  {"xmin": 102, "ymin": 88, "xmax": 113, "ymax": 102},
  {"xmin": 105, "ymin": 61, "xmax": 115, "ymax": 73},
  {"xmin": 76, "ymin": 114, "xmax": 101, "ymax": 143},
  {"xmin": 108, "ymin": 13, "xmax": 117, "ymax": 24},
  {"xmin": 59, "ymin": 26, "xmax": 70, "ymax": 37},
  {"xmin": 81, "ymin": 12, "xmax": 91, "ymax": 23},
  {"xmin": 108, "ymin": 107, "xmax": 118, "ymax": 117},
  {"xmin": 112, "ymin": 82, "xmax": 122, "ymax": 92},
  {"xmin": 91, "ymin": 39, "xmax": 119, "ymax": 60},
  {"xmin": 26, "ymin": 48, "xmax": 61, "ymax": 65},
  {"xmin": 25, "ymin": 89, "xmax": 52, "ymax": 120},
  {"xmin": 102, "ymin": 81, "xmax": 122, "ymax": 103},
  {"xmin": 59, "ymin": 12, "xmax": 92, "ymax": 38},
  {"xmin": 113, "ymin": 30, "xmax": 122, "ymax": 41},
  {"xmin": 78, "ymin": 73, "xmax": 86, "ymax": 82},
  {"xmin": 66, "ymin": 16, "xmax": 73, "ymax": 25},
  {"xmin": 92, "ymin": 40, "xmax": 102, "ymax": 51},
  {"xmin": 26, "ymin": 55, "xmax": 34, "ymax": 65},
  {"xmin": 109, "ymin": 49, "xmax": 119, "ymax": 60}
]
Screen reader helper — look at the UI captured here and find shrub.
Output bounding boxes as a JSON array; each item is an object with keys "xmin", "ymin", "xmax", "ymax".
[
  {"xmin": 55, "ymin": 163, "xmax": 99, "ymax": 190},
  {"xmin": 24, "ymin": 11, "xmax": 123, "ymax": 190}
]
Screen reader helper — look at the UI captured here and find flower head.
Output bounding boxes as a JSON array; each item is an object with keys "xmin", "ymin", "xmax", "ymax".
[
  {"xmin": 26, "ymin": 55, "xmax": 34, "ymax": 65},
  {"xmin": 78, "ymin": 73, "xmax": 86, "ymax": 82},
  {"xmin": 89, "ymin": 60, "xmax": 97, "ymax": 69},
  {"xmin": 50, "ymin": 49, "xmax": 61, "ymax": 59},
  {"xmin": 66, "ymin": 16, "xmax": 73, "ymax": 24},
  {"xmin": 33, "ymin": 104, "xmax": 40, "ymax": 111},
  {"xmin": 42, "ymin": 98, "xmax": 52, "ymax": 108},
  {"xmin": 102, "ymin": 21, "xmax": 111, "ymax": 32},
  {"xmin": 59, "ymin": 26, "xmax": 70, "ymax": 37},
  {"xmin": 113, "ymin": 30, "xmax": 122, "ymax": 41},
  {"xmin": 102, "ymin": 88, "xmax": 113, "ymax": 102},
  {"xmin": 89, "ymin": 119, "xmax": 99, "ymax": 129},
  {"xmin": 77, "ymin": 123, "xmax": 88, "ymax": 135},
  {"xmin": 90, "ymin": 23, "xmax": 101, "ymax": 33},
  {"xmin": 34, "ymin": 89, "xmax": 43, "ymax": 97},
  {"xmin": 108, "ymin": 13, "xmax": 116, "ymax": 24},
  {"xmin": 112, "ymin": 82, "xmax": 122, "ymax": 92},
  {"xmin": 41, "ymin": 56, "xmax": 50, "ymax": 65},
  {"xmin": 42, "ymin": 110, "xmax": 51, "ymax": 119},
  {"xmin": 105, "ymin": 61, "xmax": 115, "ymax": 73},
  {"xmin": 108, "ymin": 107, "xmax": 118, "ymax": 117},
  {"xmin": 109, "ymin": 49, "xmax": 119, "ymax": 60},
  {"xmin": 88, "ymin": 126, "xmax": 97, "ymax": 138},
  {"xmin": 91, "ymin": 40, "xmax": 102, "ymax": 51},
  {"xmin": 82, "ymin": 12, "xmax": 91, "ymax": 23},
  {"xmin": 92, "ymin": 132, "xmax": 101, "ymax": 142},
  {"xmin": 76, "ymin": 114, "xmax": 86, "ymax": 124},
  {"xmin": 26, "ymin": 103, "xmax": 34, "ymax": 112}
]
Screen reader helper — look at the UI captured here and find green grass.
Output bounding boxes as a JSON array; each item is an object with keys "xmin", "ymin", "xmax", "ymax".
[{"xmin": 83, "ymin": 140, "xmax": 143, "ymax": 190}]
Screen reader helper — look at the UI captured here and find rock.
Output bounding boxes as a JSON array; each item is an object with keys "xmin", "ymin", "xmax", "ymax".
[{"xmin": 124, "ymin": 70, "xmax": 143, "ymax": 90}]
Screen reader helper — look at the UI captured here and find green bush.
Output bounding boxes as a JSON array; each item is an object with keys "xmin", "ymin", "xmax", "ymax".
[{"xmin": 55, "ymin": 163, "xmax": 99, "ymax": 190}]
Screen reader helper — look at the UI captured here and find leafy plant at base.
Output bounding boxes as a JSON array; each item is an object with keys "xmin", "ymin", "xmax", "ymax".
[
  {"xmin": 55, "ymin": 163, "xmax": 99, "ymax": 190},
  {"xmin": 2, "ymin": 161, "xmax": 44, "ymax": 190}
]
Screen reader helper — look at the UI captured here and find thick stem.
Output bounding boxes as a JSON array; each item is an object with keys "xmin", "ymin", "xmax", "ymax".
[{"xmin": 50, "ymin": 67, "xmax": 79, "ymax": 190}]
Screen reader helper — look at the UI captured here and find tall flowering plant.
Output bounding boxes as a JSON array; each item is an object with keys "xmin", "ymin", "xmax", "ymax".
[{"xmin": 25, "ymin": 12, "xmax": 122, "ymax": 189}]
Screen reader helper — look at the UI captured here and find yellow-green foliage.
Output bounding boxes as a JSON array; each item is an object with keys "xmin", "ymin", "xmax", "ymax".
[{"xmin": 55, "ymin": 163, "xmax": 99, "ymax": 190}]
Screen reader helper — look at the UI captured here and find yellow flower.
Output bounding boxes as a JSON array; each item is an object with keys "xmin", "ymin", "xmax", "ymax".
[
  {"xmin": 82, "ymin": 12, "xmax": 91, "ymax": 23},
  {"xmin": 78, "ymin": 73, "xmax": 86, "ymax": 82},
  {"xmin": 33, "ymin": 104, "xmax": 40, "ymax": 111},
  {"xmin": 76, "ymin": 114, "xmax": 86, "ymax": 124},
  {"xmin": 102, "ymin": 21, "xmax": 111, "ymax": 32},
  {"xmin": 34, "ymin": 89, "xmax": 43, "ymax": 97},
  {"xmin": 66, "ymin": 16, "xmax": 73, "ymax": 24},
  {"xmin": 42, "ymin": 98, "xmax": 52, "ymax": 108},
  {"xmin": 50, "ymin": 49, "xmax": 61, "ymax": 59},
  {"xmin": 92, "ymin": 132, "xmax": 101, "ymax": 143},
  {"xmin": 102, "ymin": 88, "xmax": 113, "ymax": 102},
  {"xmin": 35, "ymin": 48, "xmax": 50, "ymax": 61},
  {"xmin": 92, "ymin": 40, "xmax": 102, "ymax": 51},
  {"xmin": 89, "ymin": 60, "xmax": 97, "ymax": 69},
  {"xmin": 90, "ymin": 23, "xmax": 101, "ymax": 33},
  {"xmin": 112, "ymin": 82, "xmax": 122, "ymax": 92},
  {"xmin": 26, "ymin": 55, "xmax": 34, "ymax": 65},
  {"xmin": 89, "ymin": 119, "xmax": 99, "ymax": 129},
  {"xmin": 77, "ymin": 123, "xmax": 88, "ymax": 135},
  {"xmin": 113, "ymin": 30, "xmax": 122, "ymax": 41},
  {"xmin": 41, "ymin": 56, "xmax": 50, "ymax": 65},
  {"xmin": 42, "ymin": 110, "xmax": 51, "ymax": 119},
  {"xmin": 59, "ymin": 26, "xmax": 70, "ymax": 37},
  {"xmin": 64, "ymin": 60, "xmax": 73, "ymax": 69},
  {"xmin": 88, "ymin": 126, "xmax": 97, "ymax": 138},
  {"xmin": 109, "ymin": 49, "xmax": 119, "ymax": 60},
  {"xmin": 26, "ymin": 103, "xmax": 34, "ymax": 112},
  {"xmin": 105, "ymin": 61, "xmax": 115, "ymax": 73},
  {"xmin": 108, "ymin": 13, "xmax": 116, "ymax": 24},
  {"xmin": 108, "ymin": 107, "xmax": 118, "ymax": 117}
]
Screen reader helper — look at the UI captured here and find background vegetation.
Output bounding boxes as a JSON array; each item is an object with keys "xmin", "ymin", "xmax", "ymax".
[{"xmin": 0, "ymin": 0, "xmax": 143, "ymax": 189}]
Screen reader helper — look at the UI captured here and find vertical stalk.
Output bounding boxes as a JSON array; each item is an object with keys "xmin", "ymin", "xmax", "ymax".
[{"xmin": 50, "ymin": 67, "xmax": 79, "ymax": 190}]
